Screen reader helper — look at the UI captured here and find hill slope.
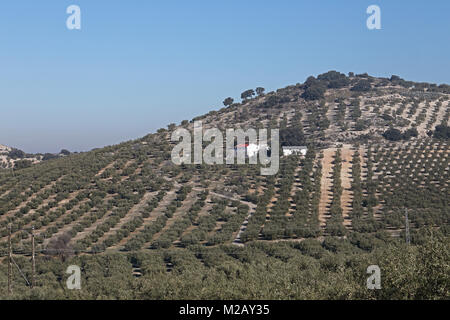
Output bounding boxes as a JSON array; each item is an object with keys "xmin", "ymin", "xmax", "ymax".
[
  {"xmin": 0, "ymin": 145, "xmax": 43, "ymax": 169},
  {"xmin": 0, "ymin": 71, "xmax": 448, "ymax": 255}
]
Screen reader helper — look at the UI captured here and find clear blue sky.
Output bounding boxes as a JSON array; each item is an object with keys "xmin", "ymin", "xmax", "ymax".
[{"xmin": 1, "ymin": 0, "xmax": 449, "ymax": 153}]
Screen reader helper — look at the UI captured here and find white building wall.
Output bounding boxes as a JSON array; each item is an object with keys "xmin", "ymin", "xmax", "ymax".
[{"xmin": 282, "ymin": 147, "xmax": 307, "ymax": 156}]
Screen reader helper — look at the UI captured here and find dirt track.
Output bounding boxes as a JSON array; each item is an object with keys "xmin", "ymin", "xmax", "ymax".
[
  {"xmin": 319, "ymin": 146, "xmax": 354, "ymax": 230},
  {"xmin": 340, "ymin": 146, "xmax": 354, "ymax": 229},
  {"xmin": 318, "ymin": 148, "xmax": 336, "ymax": 228}
]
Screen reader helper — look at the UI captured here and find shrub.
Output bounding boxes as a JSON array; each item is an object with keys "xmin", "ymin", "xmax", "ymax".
[
  {"xmin": 351, "ymin": 80, "xmax": 371, "ymax": 92},
  {"xmin": 14, "ymin": 159, "xmax": 32, "ymax": 170},
  {"xmin": 8, "ymin": 148, "xmax": 25, "ymax": 159},
  {"xmin": 382, "ymin": 128, "xmax": 403, "ymax": 141},
  {"xmin": 302, "ymin": 85, "xmax": 326, "ymax": 100},
  {"xmin": 433, "ymin": 125, "xmax": 450, "ymax": 139}
]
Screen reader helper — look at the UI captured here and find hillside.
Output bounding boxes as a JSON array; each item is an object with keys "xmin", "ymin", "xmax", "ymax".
[
  {"xmin": 0, "ymin": 145, "xmax": 73, "ymax": 170},
  {"xmin": 0, "ymin": 145, "xmax": 42, "ymax": 169},
  {"xmin": 0, "ymin": 71, "xmax": 448, "ymax": 299}
]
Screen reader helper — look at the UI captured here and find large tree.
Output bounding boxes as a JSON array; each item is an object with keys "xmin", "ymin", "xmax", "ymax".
[
  {"xmin": 256, "ymin": 87, "xmax": 265, "ymax": 96},
  {"xmin": 280, "ymin": 126, "xmax": 305, "ymax": 146},
  {"xmin": 302, "ymin": 85, "xmax": 325, "ymax": 101},
  {"xmin": 351, "ymin": 80, "xmax": 372, "ymax": 92},
  {"xmin": 14, "ymin": 159, "xmax": 32, "ymax": 169},
  {"xmin": 241, "ymin": 89, "xmax": 255, "ymax": 101},
  {"xmin": 8, "ymin": 148, "xmax": 25, "ymax": 159},
  {"xmin": 223, "ymin": 97, "xmax": 234, "ymax": 107},
  {"xmin": 433, "ymin": 125, "xmax": 450, "ymax": 139},
  {"xmin": 382, "ymin": 128, "xmax": 403, "ymax": 141}
]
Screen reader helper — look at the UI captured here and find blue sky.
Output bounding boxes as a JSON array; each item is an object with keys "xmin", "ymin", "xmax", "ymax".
[{"xmin": 1, "ymin": 0, "xmax": 449, "ymax": 153}]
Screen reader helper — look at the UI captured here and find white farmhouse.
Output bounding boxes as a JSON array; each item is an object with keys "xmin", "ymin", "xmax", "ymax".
[
  {"xmin": 247, "ymin": 143, "xmax": 269, "ymax": 158},
  {"xmin": 282, "ymin": 146, "xmax": 307, "ymax": 156},
  {"xmin": 229, "ymin": 143, "xmax": 270, "ymax": 158}
]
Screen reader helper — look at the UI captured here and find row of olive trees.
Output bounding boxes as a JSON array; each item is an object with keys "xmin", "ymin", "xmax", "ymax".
[{"xmin": 2, "ymin": 228, "xmax": 447, "ymax": 299}]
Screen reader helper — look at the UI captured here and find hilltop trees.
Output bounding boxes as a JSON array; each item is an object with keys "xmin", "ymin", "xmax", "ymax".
[
  {"xmin": 301, "ymin": 71, "xmax": 349, "ymax": 101},
  {"xmin": 317, "ymin": 70, "xmax": 344, "ymax": 82},
  {"xmin": 241, "ymin": 89, "xmax": 255, "ymax": 101},
  {"xmin": 8, "ymin": 148, "xmax": 25, "ymax": 159},
  {"xmin": 223, "ymin": 97, "xmax": 234, "ymax": 107},
  {"xmin": 60, "ymin": 149, "xmax": 71, "ymax": 156},
  {"xmin": 317, "ymin": 70, "xmax": 349, "ymax": 89},
  {"xmin": 224, "ymin": 87, "xmax": 266, "ymax": 105},
  {"xmin": 351, "ymin": 80, "xmax": 372, "ymax": 92},
  {"xmin": 260, "ymin": 94, "xmax": 290, "ymax": 109},
  {"xmin": 301, "ymin": 76, "xmax": 327, "ymax": 101},
  {"xmin": 302, "ymin": 85, "xmax": 326, "ymax": 101}
]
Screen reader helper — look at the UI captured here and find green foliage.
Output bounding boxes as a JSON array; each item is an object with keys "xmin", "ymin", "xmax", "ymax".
[
  {"xmin": 60, "ymin": 149, "xmax": 71, "ymax": 156},
  {"xmin": 351, "ymin": 80, "xmax": 371, "ymax": 92},
  {"xmin": 382, "ymin": 128, "xmax": 402, "ymax": 141},
  {"xmin": 279, "ymin": 126, "xmax": 305, "ymax": 146},
  {"xmin": 382, "ymin": 128, "xmax": 418, "ymax": 141},
  {"xmin": 1, "ymin": 232, "xmax": 447, "ymax": 299},
  {"xmin": 42, "ymin": 153, "xmax": 59, "ymax": 161},
  {"xmin": 302, "ymin": 85, "xmax": 325, "ymax": 101},
  {"xmin": 223, "ymin": 97, "xmax": 234, "ymax": 107},
  {"xmin": 14, "ymin": 160, "xmax": 32, "ymax": 170},
  {"xmin": 256, "ymin": 87, "xmax": 265, "ymax": 96},
  {"xmin": 433, "ymin": 125, "xmax": 450, "ymax": 139},
  {"xmin": 0, "ymin": 72, "xmax": 448, "ymax": 300},
  {"xmin": 370, "ymin": 230, "xmax": 449, "ymax": 299},
  {"xmin": 241, "ymin": 89, "xmax": 255, "ymax": 101},
  {"xmin": 8, "ymin": 148, "xmax": 25, "ymax": 159},
  {"xmin": 317, "ymin": 70, "xmax": 349, "ymax": 88}
]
